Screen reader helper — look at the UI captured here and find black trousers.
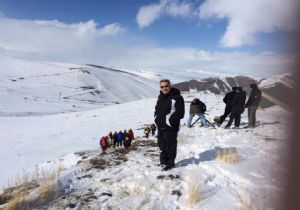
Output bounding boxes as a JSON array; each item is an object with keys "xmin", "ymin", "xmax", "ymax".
[
  {"xmin": 219, "ymin": 105, "xmax": 231, "ymax": 124},
  {"xmin": 226, "ymin": 113, "xmax": 241, "ymax": 127},
  {"xmin": 157, "ymin": 130, "xmax": 178, "ymax": 167}
]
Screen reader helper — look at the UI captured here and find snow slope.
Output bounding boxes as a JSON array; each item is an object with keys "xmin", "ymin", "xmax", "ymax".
[
  {"xmin": 0, "ymin": 92, "xmax": 289, "ymax": 209},
  {"xmin": 259, "ymin": 73, "xmax": 295, "ymax": 89},
  {"xmin": 0, "ymin": 54, "xmax": 157, "ymax": 116}
]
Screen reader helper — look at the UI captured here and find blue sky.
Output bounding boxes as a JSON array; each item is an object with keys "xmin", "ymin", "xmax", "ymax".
[{"xmin": 0, "ymin": 0, "xmax": 298, "ymax": 76}]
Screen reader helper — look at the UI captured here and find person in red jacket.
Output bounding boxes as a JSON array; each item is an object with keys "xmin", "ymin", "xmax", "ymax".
[{"xmin": 100, "ymin": 136, "xmax": 108, "ymax": 152}]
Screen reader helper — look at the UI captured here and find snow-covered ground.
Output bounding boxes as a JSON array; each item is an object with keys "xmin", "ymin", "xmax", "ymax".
[
  {"xmin": 0, "ymin": 91, "xmax": 289, "ymax": 209},
  {"xmin": 0, "ymin": 54, "xmax": 290, "ymax": 209}
]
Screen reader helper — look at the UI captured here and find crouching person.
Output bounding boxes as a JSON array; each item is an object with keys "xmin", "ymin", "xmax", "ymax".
[{"xmin": 187, "ymin": 98, "xmax": 207, "ymax": 128}]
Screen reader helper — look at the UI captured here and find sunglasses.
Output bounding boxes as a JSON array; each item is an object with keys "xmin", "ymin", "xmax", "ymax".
[{"xmin": 160, "ymin": 85, "xmax": 170, "ymax": 89}]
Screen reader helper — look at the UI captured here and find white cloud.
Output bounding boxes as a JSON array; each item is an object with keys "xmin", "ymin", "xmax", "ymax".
[
  {"xmin": 98, "ymin": 23, "xmax": 124, "ymax": 36},
  {"xmin": 107, "ymin": 47, "xmax": 295, "ymax": 77},
  {"xmin": 136, "ymin": 3, "xmax": 163, "ymax": 29},
  {"xmin": 0, "ymin": 15, "xmax": 295, "ymax": 77},
  {"xmin": 136, "ymin": 0, "xmax": 193, "ymax": 29},
  {"xmin": 0, "ymin": 16, "xmax": 125, "ymax": 53},
  {"xmin": 199, "ymin": 0, "xmax": 300, "ymax": 47},
  {"xmin": 165, "ymin": 1, "xmax": 192, "ymax": 17}
]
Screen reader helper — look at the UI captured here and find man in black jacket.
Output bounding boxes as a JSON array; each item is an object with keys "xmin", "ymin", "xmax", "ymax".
[
  {"xmin": 225, "ymin": 87, "xmax": 246, "ymax": 129},
  {"xmin": 245, "ymin": 83, "xmax": 262, "ymax": 128},
  {"xmin": 218, "ymin": 87, "xmax": 237, "ymax": 126},
  {"xmin": 154, "ymin": 79, "xmax": 185, "ymax": 171}
]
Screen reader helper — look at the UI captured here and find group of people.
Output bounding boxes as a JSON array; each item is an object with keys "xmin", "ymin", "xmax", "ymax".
[
  {"xmin": 217, "ymin": 84, "xmax": 262, "ymax": 129},
  {"xmin": 143, "ymin": 124, "xmax": 157, "ymax": 138},
  {"xmin": 99, "ymin": 129, "xmax": 135, "ymax": 152},
  {"xmin": 98, "ymin": 79, "xmax": 262, "ymax": 171},
  {"xmin": 186, "ymin": 84, "xmax": 262, "ymax": 129},
  {"xmin": 153, "ymin": 79, "xmax": 262, "ymax": 171}
]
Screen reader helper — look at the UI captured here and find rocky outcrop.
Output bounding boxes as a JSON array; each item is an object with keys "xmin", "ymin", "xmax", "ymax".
[{"xmin": 173, "ymin": 76, "xmax": 257, "ymax": 94}]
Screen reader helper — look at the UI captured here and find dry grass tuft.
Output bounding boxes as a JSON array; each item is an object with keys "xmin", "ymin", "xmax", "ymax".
[
  {"xmin": 33, "ymin": 164, "xmax": 63, "ymax": 205},
  {"xmin": 3, "ymin": 192, "xmax": 27, "ymax": 210},
  {"xmin": 116, "ymin": 187, "xmax": 130, "ymax": 198},
  {"xmin": 185, "ymin": 172, "xmax": 202, "ymax": 206},
  {"xmin": 1, "ymin": 163, "xmax": 63, "ymax": 210},
  {"xmin": 131, "ymin": 140, "xmax": 158, "ymax": 148},
  {"xmin": 238, "ymin": 191, "xmax": 261, "ymax": 210},
  {"xmin": 131, "ymin": 183, "xmax": 143, "ymax": 196},
  {"xmin": 215, "ymin": 147, "xmax": 240, "ymax": 164}
]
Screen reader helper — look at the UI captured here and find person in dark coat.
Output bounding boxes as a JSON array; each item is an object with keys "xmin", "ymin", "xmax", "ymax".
[
  {"xmin": 112, "ymin": 131, "xmax": 118, "ymax": 148},
  {"xmin": 245, "ymin": 83, "xmax": 262, "ymax": 128},
  {"xmin": 154, "ymin": 79, "xmax": 185, "ymax": 171},
  {"xmin": 150, "ymin": 124, "xmax": 157, "ymax": 136},
  {"xmin": 187, "ymin": 98, "xmax": 207, "ymax": 127},
  {"xmin": 107, "ymin": 131, "xmax": 113, "ymax": 146},
  {"xmin": 124, "ymin": 132, "xmax": 132, "ymax": 148},
  {"xmin": 218, "ymin": 87, "xmax": 237, "ymax": 126},
  {"xmin": 127, "ymin": 129, "xmax": 134, "ymax": 140},
  {"xmin": 144, "ymin": 126, "xmax": 150, "ymax": 138},
  {"xmin": 117, "ymin": 131, "xmax": 125, "ymax": 147},
  {"xmin": 225, "ymin": 87, "xmax": 246, "ymax": 129}
]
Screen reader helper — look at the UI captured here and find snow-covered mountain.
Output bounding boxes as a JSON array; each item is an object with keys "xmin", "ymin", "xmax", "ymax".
[
  {"xmin": 172, "ymin": 73, "xmax": 295, "ymax": 94},
  {"xmin": 0, "ymin": 54, "xmax": 158, "ymax": 116},
  {"xmin": 259, "ymin": 73, "xmax": 295, "ymax": 89},
  {"xmin": 172, "ymin": 74, "xmax": 295, "ymax": 109},
  {"xmin": 173, "ymin": 76, "xmax": 258, "ymax": 94},
  {"xmin": 1, "ymin": 53, "xmax": 294, "ymax": 117}
]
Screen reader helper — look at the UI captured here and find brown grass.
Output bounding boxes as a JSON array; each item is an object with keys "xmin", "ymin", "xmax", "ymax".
[
  {"xmin": 238, "ymin": 191, "xmax": 261, "ymax": 210},
  {"xmin": 3, "ymin": 192, "xmax": 27, "ymax": 210},
  {"xmin": 1, "ymin": 163, "xmax": 63, "ymax": 210},
  {"xmin": 215, "ymin": 147, "xmax": 240, "ymax": 164},
  {"xmin": 131, "ymin": 140, "xmax": 158, "ymax": 148},
  {"xmin": 185, "ymin": 172, "xmax": 202, "ymax": 206}
]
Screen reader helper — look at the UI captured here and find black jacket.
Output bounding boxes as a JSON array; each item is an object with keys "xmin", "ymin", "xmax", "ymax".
[
  {"xmin": 245, "ymin": 88, "xmax": 262, "ymax": 107},
  {"xmin": 230, "ymin": 91, "xmax": 246, "ymax": 115},
  {"xmin": 189, "ymin": 99, "xmax": 206, "ymax": 114},
  {"xmin": 223, "ymin": 91, "xmax": 236, "ymax": 107},
  {"xmin": 154, "ymin": 88, "xmax": 185, "ymax": 131}
]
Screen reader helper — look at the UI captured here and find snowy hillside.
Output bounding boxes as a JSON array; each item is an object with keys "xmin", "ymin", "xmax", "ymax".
[
  {"xmin": 0, "ymin": 53, "xmax": 294, "ymax": 117},
  {"xmin": 259, "ymin": 73, "xmax": 295, "ymax": 89},
  {"xmin": 0, "ymin": 54, "xmax": 157, "ymax": 116},
  {"xmin": 173, "ymin": 73, "xmax": 295, "ymax": 95},
  {"xmin": 121, "ymin": 68, "xmax": 242, "ymax": 84},
  {"xmin": 0, "ymin": 91, "xmax": 289, "ymax": 209},
  {"xmin": 173, "ymin": 76, "xmax": 257, "ymax": 94}
]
